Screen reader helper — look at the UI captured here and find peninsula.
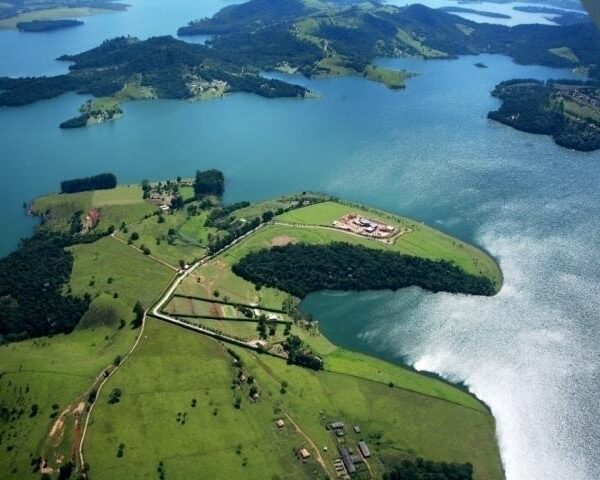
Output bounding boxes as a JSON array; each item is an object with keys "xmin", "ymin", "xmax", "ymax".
[
  {"xmin": 0, "ymin": 170, "xmax": 504, "ymax": 480},
  {"xmin": 488, "ymin": 79, "xmax": 600, "ymax": 151}
]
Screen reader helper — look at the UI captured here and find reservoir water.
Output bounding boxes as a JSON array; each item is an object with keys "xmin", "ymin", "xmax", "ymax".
[{"xmin": 0, "ymin": 2, "xmax": 599, "ymax": 479}]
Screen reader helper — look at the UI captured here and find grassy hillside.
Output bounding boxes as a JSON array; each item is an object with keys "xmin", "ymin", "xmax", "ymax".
[
  {"xmin": 32, "ymin": 185, "xmax": 156, "ymax": 234},
  {"xmin": 0, "ymin": 297, "xmax": 138, "ymax": 479},
  {"xmin": 84, "ymin": 319, "xmax": 324, "ymax": 480},
  {"xmin": 84, "ymin": 319, "xmax": 503, "ymax": 480}
]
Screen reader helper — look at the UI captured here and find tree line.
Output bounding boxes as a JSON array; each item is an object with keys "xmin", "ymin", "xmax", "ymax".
[
  {"xmin": 60, "ymin": 173, "xmax": 117, "ymax": 194},
  {"xmin": 383, "ymin": 458, "xmax": 473, "ymax": 480},
  {"xmin": 232, "ymin": 242, "xmax": 496, "ymax": 298},
  {"xmin": 0, "ymin": 234, "xmax": 90, "ymax": 342}
]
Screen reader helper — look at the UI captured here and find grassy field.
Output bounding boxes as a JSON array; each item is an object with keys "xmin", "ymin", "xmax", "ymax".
[
  {"xmin": 6, "ymin": 192, "xmax": 504, "ymax": 479},
  {"xmin": 68, "ymin": 236, "xmax": 173, "ymax": 309},
  {"xmin": 276, "ymin": 201, "xmax": 502, "ymax": 288},
  {"xmin": 0, "ymin": 296, "xmax": 139, "ymax": 479},
  {"xmin": 84, "ymin": 319, "xmax": 324, "ymax": 480},
  {"xmin": 363, "ymin": 65, "xmax": 415, "ymax": 89},
  {"xmin": 32, "ymin": 185, "xmax": 156, "ymax": 234},
  {"xmin": 116, "ymin": 211, "xmax": 208, "ymax": 267},
  {"xmin": 83, "ymin": 319, "xmax": 503, "ymax": 480}
]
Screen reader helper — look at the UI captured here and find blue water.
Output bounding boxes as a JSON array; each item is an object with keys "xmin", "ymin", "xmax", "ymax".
[{"xmin": 0, "ymin": 2, "xmax": 598, "ymax": 479}]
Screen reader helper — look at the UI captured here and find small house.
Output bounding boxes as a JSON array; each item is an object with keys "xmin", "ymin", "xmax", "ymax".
[
  {"xmin": 340, "ymin": 447, "xmax": 356, "ymax": 474},
  {"xmin": 353, "ymin": 426, "xmax": 361, "ymax": 434},
  {"xmin": 358, "ymin": 441, "xmax": 371, "ymax": 458},
  {"xmin": 299, "ymin": 448, "xmax": 311, "ymax": 460},
  {"xmin": 276, "ymin": 419, "xmax": 285, "ymax": 428}
]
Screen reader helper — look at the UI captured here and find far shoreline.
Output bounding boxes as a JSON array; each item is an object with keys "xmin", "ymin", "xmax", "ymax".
[{"xmin": 0, "ymin": 6, "xmax": 122, "ymax": 30}]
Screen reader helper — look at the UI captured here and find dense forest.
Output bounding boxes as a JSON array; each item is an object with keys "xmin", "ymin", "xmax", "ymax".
[
  {"xmin": 0, "ymin": 235, "xmax": 89, "ymax": 342},
  {"xmin": 16, "ymin": 19, "xmax": 84, "ymax": 32},
  {"xmin": 232, "ymin": 242, "xmax": 496, "ymax": 298},
  {"xmin": 0, "ymin": 35, "xmax": 308, "ymax": 113},
  {"xmin": 194, "ymin": 169, "xmax": 225, "ymax": 197},
  {"xmin": 383, "ymin": 458, "xmax": 473, "ymax": 480},
  {"xmin": 488, "ymin": 80, "xmax": 600, "ymax": 151},
  {"xmin": 61, "ymin": 173, "xmax": 117, "ymax": 193}
]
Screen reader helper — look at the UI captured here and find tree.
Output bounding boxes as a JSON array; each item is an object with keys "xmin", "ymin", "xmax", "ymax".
[
  {"xmin": 130, "ymin": 232, "xmax": 139, "ymax": 241},
  {"xmin": 132, "ymin": 301, "xmax": 144, "ymax": 328},
  {"xmin": 194, "ymin": 169, "xmax": 225, "ymax": 197},
  {"xmin": 171, "ymin": 195, "xmax": 184, "ymax": 210},
  {"xmin": 108, "ymin": 388, "xmax": 122, "ymax": 404},
  {"xmin": 60, "ymin": 173, "xmax": 116, "ymax": 194},
  {"xmin": 261, "ymin": 210, "xmax": 274, "ymax": 222}
]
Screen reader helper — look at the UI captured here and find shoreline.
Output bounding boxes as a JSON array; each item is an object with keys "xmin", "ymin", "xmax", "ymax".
[{"xmin": 0, "ymin": 6, "xmax": 122, "ymax": 30}]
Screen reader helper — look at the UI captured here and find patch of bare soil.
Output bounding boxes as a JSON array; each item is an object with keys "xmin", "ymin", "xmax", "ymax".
[{"xmin": 270, "ymin": 235, "xmax": 298, "ymax": 247}]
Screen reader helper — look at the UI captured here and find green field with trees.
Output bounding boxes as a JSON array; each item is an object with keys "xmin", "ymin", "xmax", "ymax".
[
  {"xmin": 1, "ymin": 179, "xmax": 504, "ymax": 479},
  {"xmin": 83, "ymin": 319, "xmax": 503, "ymax": 480}
]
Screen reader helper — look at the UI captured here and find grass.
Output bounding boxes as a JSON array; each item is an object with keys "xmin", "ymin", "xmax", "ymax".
[
  {"xmin": 177, "ymin": 211, "xmax": 214, "ymax": 247},
  {"xmin": 68, "ymin": 236, "xmax": 173, "ymax": 309},
  {"xmin": 84, "ymin": 319, "xmax": 324, "ymax": 480},
  {"xmin": 548, "ymin": 46, "xmax": 579, "ymax": 63},
  {"xmin": 83, "ymin": 319, "xmax": 503, "ymax": 480},
  {"xmin": 116, "ymin": 211, "xmax": 209, "ymax": 267},
  {"xmin": 32, "ymin": 186, "xmax": 157, "ymax": 234},
  {"xmin": 276, "ymin": 201, "xmax": 502, "ymax": 288},
  {"xmin": 395, "ymin": 29, "xmax": 448, "ymax": 58},
  {"xmin": 363, "ymin": 65, "xmax": 415, "ymax": 89},
  {"xmin": 0, "ymin": 296, "xmax": 139, "ymax": 479}
]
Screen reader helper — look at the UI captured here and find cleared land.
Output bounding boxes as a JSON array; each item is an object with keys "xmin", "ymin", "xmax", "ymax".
[
  {"xmin": 84, "ymin": 319, "xmax": 324, "ymax": 480},
  {"xmin": 68, "ymin": 236, "xmax": 173, "ymax": 308},
  {"xmin": 115, "ymin": 210, "xmax": 209, "ymax": 268},
  {"xmin": 84, "ymin": 319, "xmax": 503, "ymax": 480},
  {"xmin": 363, "ymin": 65, "xmax": 415, "ymax": 89},
  {"xmin": 0, "ymin": 296, "xmax": 138, "ymax": 479},
  {"xmin": 32, "ymin": 185, "xmax": 156, "ymax": 234},
  {"xmin": 6, "ymin": 191, "xmax": 503, "ymax": 479}
]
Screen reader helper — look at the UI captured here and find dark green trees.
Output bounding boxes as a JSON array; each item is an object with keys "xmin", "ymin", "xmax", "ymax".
[
  {"xmin": 194, "ymin": 169, "xmax": 225, "ymax": 198},
  {"xmin": 60, "ymin": 173, "xmax": 117, "ymax": 193}
]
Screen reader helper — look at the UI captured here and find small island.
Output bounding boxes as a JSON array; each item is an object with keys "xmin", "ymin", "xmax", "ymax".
[
  {"xmin": 16, "ymin": 19, "xmax": 83, "ymax": 32},
  {"xmin": 488, "ymin": 79, "xmax": 600, "ymax": 151},
  {"xmin": 0, "ymin": 169, "xmax": 504, "ymax": 480}
]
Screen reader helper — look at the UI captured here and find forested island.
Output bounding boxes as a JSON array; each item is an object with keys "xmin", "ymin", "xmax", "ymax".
[
  {"xmin": 15, "ymin": 19, "xmax": 83, "ymax": 32},
  {"xmin": 1, "ymin": 1, "xmax": 600, "ymax": 127},
  {"xmin": 488, "ymin": 79, "xmax": 600, "ymax": 151}
]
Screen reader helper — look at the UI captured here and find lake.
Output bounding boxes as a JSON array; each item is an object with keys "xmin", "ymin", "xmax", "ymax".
[{"xmin": 0, "ymin": 2, "xmax": 599, "ymax": 479}]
